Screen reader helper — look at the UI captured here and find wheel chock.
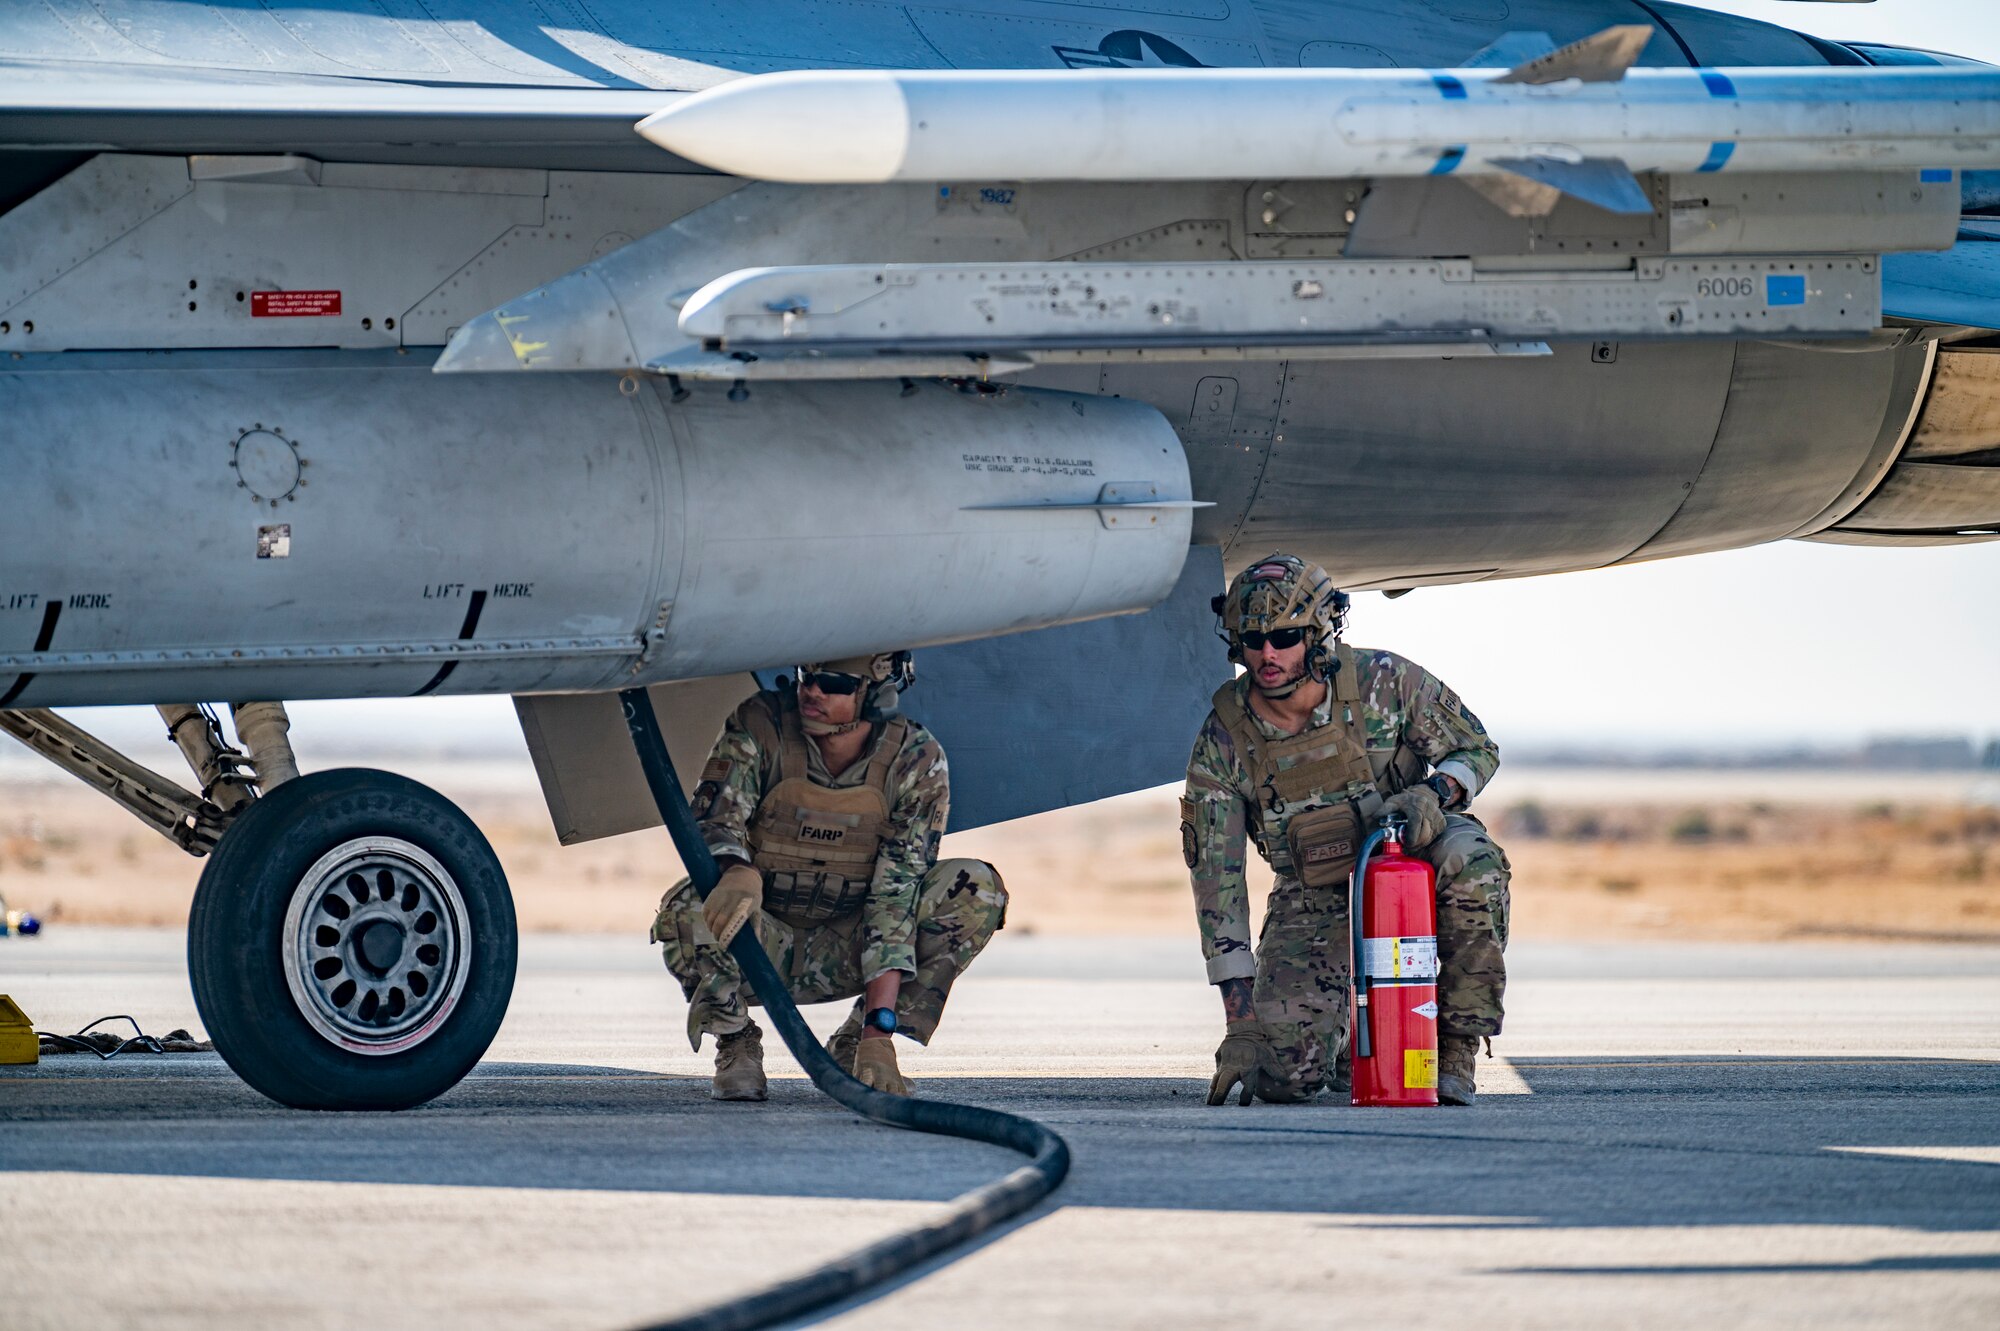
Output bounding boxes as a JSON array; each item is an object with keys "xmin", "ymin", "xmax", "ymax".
[{"xmin": 0, "ymin": 995, "xmax": 37, "ymax": 1065}]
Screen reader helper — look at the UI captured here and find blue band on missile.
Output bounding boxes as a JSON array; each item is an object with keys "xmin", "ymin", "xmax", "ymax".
[
  {"xmin": 1695, "ymin": 73, "xmax": 1736, "ymax": 172},
  {"xmin": 1921, "ymin": 169, "xmax": 1954, "ymax": 183},
  {"xmin": 1433, "ymin": 74, "xmax": 1467, "ymax": 100},
  {"xmin": 1431, "ymin": 146, "xmax": 1465, "ymax": 175}
]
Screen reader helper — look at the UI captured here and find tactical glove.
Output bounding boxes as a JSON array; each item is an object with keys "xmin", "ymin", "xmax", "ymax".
[
  {"xmin": 1207, "ymin": 1020, "xmax": 1285, "ymax": 1106},
  {"xmin": 701, "ymin": 863, "xmax": 764, "ymax": 949},
  {"xmin": 855, "ymin": 1034, "xmax": 915, "ymax": 1096},
  {"xmin": 1380, "ymin": 783, "xmax": 1446, "ymax": 850}
]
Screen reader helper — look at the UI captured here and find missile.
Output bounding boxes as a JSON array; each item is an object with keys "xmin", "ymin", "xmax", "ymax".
[{"xmin": 636, "ymin": 50, "xmax": 2000, "ymax": 189}]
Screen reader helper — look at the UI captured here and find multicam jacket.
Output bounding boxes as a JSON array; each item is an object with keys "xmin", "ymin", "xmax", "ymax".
[
  {"xmin": 1182, "ymin": 646, "xmax": 1499, "ymax": 984},
  {"xmin": 695, "ymin": 690, "xmax": 950, "ymax": 981}
]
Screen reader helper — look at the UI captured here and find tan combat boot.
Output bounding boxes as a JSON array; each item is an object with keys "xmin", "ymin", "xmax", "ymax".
[
  {"xmin": 1438, "ymin": 1034, "xmax": 1480, "ymax": 1106},
  {"xmin": 825, "ymin": 1007, "xmax": 864, "ymax": 1075},
  {"xmin": 711, "ymin": 1022, "xmax": 768, "ymax": 1101}
]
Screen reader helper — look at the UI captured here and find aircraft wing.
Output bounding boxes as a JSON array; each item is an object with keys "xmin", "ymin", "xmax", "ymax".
[{"xmin": 0, "ymin": 74, "xmax": 694, "ymax": 172}]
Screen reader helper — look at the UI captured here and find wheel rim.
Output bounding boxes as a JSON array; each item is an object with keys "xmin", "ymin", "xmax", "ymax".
[{"xmin": 282, "ymin": 837, "xmax": 471, "ymax": 1055}]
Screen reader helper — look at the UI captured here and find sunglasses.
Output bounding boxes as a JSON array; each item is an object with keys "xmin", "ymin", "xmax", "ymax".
[
  {"xmin": 1238, "ymin": 628, "xmax": 1307, "ymax": 651},
  {"xmin": 798, "ymin": 669, "xmax": 865, "ymax": 695}
]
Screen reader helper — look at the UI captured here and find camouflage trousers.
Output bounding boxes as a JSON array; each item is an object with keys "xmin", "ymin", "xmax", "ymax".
[
  {"xmin": 652, "ymin": 858, "xmax": 1007, "ymax": 1050},
  {"xmin": 1255, "ymin": 815, "xmax": 1510, "ymax": 1101}
]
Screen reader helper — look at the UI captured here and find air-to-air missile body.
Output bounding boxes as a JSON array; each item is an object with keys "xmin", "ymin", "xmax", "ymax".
[{"xmin": 3, "ymin": 0, "xmax": 2000, "ymax": 1109}]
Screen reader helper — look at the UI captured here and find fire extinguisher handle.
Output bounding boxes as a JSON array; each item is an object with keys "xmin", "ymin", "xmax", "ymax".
[{"xmin": 1350, "ymin": 826, "xmax": 1392, "ymax": 1063}]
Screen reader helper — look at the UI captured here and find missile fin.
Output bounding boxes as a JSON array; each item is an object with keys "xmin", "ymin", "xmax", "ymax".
[
  {"xmin": 1462, "ymin": 32, "xmax": 1558, "ymax": 70},
  {"xmin": 1494, "ymin": 24, "xmax": 1653, "ymax": 85},
  {"xmin": 1483, "ymin": 155, "xmax": 1655, "ymax": 216}
]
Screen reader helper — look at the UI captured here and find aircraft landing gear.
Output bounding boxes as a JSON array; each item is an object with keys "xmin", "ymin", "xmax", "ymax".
[{"xmin": 187, "ymin": 768, "xmax": 517, "ymax": 1110}]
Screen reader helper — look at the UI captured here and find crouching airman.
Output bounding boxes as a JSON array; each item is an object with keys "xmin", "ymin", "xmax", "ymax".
[{"xmin": 652, "ymin": 652, "xmax": 1008, "ymax": 1100}]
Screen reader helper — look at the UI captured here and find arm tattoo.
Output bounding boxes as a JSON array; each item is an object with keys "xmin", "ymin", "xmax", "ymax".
[{"xmin": 1219, "ymin": 977, "xmax": 1256, "ymax": 1024}]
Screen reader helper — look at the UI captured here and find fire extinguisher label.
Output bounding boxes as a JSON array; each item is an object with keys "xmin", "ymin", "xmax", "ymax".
[
  {"xmin": 1362, "ymin": 936, "xmax": 1439, "ymax": 980},
  {"xmin": 1405, "ymin": 1049, "xmax": 1438, "ymax": 1090}
]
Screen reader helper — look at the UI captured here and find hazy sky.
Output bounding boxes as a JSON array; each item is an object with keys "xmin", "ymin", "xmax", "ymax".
[{"xmin": 35, "ymin": 0, "xmax": 2000, "ymax": 760}]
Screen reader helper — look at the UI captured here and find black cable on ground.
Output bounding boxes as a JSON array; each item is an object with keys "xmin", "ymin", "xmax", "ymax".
[
  {"xmin": 618, "ymin": 688, "xmax": 1070, "ymax": 1331},
  {"xmin": 37, "ymin": 1014, "xmax": 211, "ymax": 1059}
]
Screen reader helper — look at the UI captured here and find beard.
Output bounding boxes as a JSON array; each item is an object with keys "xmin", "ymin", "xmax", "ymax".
[{"xmin": 1249, "ymin": 660, "xmax": 1309, "ymax": 699}]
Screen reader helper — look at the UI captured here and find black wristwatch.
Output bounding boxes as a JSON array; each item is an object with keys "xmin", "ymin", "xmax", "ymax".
[
  {"xmin": 1424, "ymin": 773, "xmax": 1462, "ymax": 810},
  {"xmin": 864, "ymin": 1007, "xmax": 898, "ymax": 1036}
]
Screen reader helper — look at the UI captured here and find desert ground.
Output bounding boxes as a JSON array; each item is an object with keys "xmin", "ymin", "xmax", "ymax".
[{"xmin": 4, "ymin": 760, "xmax": 1997, "ymax": 945}]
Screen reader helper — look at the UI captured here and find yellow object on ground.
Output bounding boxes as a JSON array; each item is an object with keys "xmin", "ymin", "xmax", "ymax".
[{"xmin": 0, "ymin": 994, "xmax": 38, "ymax": 1064}]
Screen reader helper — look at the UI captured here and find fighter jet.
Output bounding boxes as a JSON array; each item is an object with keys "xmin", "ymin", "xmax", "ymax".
[{"xmin": 2, "ymin": 0, "xmax": 1997, "ymax": 1110}]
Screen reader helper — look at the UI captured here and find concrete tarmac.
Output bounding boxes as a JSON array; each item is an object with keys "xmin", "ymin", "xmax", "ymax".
[{"xmin": 3, "ymin": 928, "xmax": 1998, "ymax": 1329}]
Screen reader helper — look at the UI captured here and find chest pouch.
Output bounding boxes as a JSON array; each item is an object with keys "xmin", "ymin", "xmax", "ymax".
[
  {"xmin": 1284, "ymin": 800, "xmax": 1363, "ymax": 891},
  {"xmin": 763, "ymin": 870, "xmax": 872, "ymax": 926}
]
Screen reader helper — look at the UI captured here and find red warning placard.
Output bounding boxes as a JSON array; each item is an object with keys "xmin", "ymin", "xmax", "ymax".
[{"xmin": 251, "ymin": 290, "xmax": 342, "ymax": 318}]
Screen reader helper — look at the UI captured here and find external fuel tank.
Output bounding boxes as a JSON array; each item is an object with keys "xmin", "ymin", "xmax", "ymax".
[{"xmin": 0, "ymin": 360, "xmax": 1193, "ymax": 707}]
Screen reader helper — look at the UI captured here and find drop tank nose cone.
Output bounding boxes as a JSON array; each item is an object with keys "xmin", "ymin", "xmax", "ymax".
[{"xmin": 635, "ymin": 72, "xmax": 911, "ymax": 183}]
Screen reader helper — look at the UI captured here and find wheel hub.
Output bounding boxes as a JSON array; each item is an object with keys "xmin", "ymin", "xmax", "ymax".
[
  {"xmin": 282, "ymin": 837, "xmax": 471, "ymax": 1055},
  {"xmin": 354, "ymin": 918, "xmax": 406, "ymax": 975}
]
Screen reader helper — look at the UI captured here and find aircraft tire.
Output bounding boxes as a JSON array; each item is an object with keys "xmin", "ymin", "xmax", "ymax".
[{"xmin": 188, "ymin": 767, "xmax": 517, "ymax": 1111}]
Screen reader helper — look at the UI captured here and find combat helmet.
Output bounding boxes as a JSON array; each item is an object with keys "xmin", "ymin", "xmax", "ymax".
[
  {"xmin": 1211, "ymin": 554, "xmax": 1349, "ymax": 697},
  {"xmin": 783, "ymin": 650, "xmax": 915, "ymax": 734}
]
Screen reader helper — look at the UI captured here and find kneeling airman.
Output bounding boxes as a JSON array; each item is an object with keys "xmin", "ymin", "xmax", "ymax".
[{"xmin": 1183, "ymin": 556, "xmax": 1511, "ymax": 1106}]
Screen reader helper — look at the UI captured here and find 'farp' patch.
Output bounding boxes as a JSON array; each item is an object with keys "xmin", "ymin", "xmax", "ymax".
[
  {"xmin": 1179, "ymin": 797, "xmax": 1199, "ymax": 869},
  {"xmin": 1303, "ymin": 839, "xmax": 1354, "ymax": 865}
]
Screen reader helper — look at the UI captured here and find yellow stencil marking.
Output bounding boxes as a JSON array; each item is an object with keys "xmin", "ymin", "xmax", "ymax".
[{"xmin": 496, "ymin": 312, "xmax": 550, "ymax": 367}]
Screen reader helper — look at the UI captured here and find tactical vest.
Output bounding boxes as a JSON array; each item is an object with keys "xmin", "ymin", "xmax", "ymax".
[
  {"xmin": 1209, "ymin": 644, "xmax": 1427, "ymax": 890},
  {"xmin": 740, "ymin": 698, "xmax": 911, "ymax": 926}
]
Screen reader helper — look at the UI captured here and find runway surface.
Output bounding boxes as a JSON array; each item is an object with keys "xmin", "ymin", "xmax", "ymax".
[{"xmin": 3, "ymin": 928, "xmax": 1998, "ymax": 1329}]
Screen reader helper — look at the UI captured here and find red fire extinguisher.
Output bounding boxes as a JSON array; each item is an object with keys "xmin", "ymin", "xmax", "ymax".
[{"xmin": 1350, "ymin": 817, "xmax": 1439, "ymax": 1107}]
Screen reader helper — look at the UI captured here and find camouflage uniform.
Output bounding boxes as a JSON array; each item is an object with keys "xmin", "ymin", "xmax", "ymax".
[
  {"xmin": 1183, "ymin": 647, "xmax": 1509, "ymax": 1100},
  {"xmin": 652, "ymin": 689, "xmax": 1006, "ymax": 1048}
]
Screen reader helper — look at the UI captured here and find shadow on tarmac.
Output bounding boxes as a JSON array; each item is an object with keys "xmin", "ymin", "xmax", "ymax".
[
  {"xmin": 4, "ymin": 1053, "xmax": 1998, "ymax": 1233},
  {"xmin": 1497, "ymin": 1254, "xmax": 2000, "ymax": 1275}
]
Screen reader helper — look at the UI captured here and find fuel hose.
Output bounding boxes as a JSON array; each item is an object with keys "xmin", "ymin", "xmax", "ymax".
[{"xmin": 618, "ymin": 688, "xmax": 1071, "ymax": 1331}]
